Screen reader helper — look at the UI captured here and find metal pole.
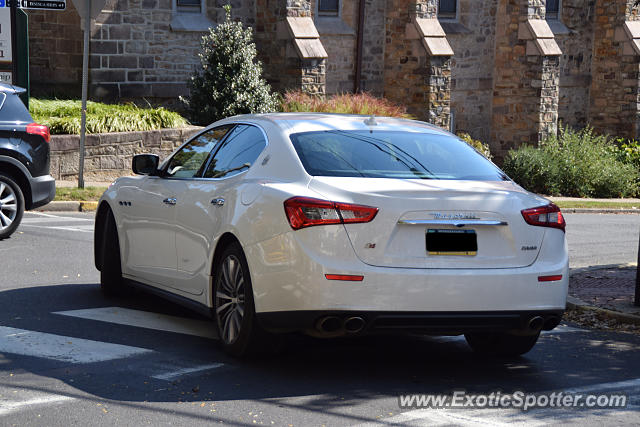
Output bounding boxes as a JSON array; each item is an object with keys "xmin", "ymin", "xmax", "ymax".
[
  {"xmin": 78, "ymin": 0, "xmax": 90, "ymax": 189},
  {"xmin": 354, "ymin": 0, "xmax": 365, "ymax": 94},
  {"xmin": 635, "ymin": 228, "xmax": 639, "ymax": 307},
  {"xmin": 9, "ymin": 0, "xmax": 17, "ymax": 84}
]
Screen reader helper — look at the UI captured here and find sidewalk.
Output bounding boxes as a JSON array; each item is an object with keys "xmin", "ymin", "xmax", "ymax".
[{"xmin": 567, "ymin": 264, "xmax": 640, "ymax": 331}]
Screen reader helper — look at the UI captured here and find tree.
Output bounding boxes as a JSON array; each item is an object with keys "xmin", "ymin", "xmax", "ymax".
[{"xmin": 182, "ymin": 5, "xmax": 278, "ymax": 124}]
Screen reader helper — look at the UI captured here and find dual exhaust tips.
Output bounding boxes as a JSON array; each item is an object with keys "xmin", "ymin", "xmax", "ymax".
[
  {"xmin": 316, "ymin": 314, "xmax": 561, "ymax": 336},
  {"xmin": 529, "ymin": 315, "xmax": 561, "ymax": 332},
  {"xmin": 317, "ymin": 316, "xmax": 366, "ymax": 335}
]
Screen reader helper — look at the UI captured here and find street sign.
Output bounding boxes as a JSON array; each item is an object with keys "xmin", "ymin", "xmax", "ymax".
[
  {"xmin": 2, "ymin": 0, "xmax": 65, "ymax": 10},
  {"xmin": 19, "ymin": 0, "xmax": 65, "ymax": 10},
  {"xmin": 71, "ymin": 0, "xmax": 103, "ymax": 20},
  {"xmin": 0, "ymin": 71, "xmax": 10, "ymax": 82}
]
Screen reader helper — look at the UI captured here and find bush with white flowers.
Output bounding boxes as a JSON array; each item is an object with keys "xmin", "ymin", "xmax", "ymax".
[{"xmin": 182, "ymin": 5, "xmax": 278, "ymax": 124}]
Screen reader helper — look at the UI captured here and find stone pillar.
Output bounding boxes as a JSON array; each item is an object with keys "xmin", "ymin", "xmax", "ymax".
[
  {"xmin": 589, "ymin": 0, "xmax": 640, "ymax": 139},
  {"xmin": 490, "ymin": 0, "xmax": 561, "ymax": 158},
  {"xmin": 383, "ymin": 0, "xmax": 452, "ymax": 128},
  {"xmin": 427, "ymin": 56, "xmax": 452, "ymax": 129},
  {"xmin": 255, "ymin": 0, "xmax": 327, "ymax": 97}
]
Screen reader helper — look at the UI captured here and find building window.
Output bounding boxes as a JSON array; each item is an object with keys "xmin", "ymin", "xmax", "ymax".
[
  {"xmin": 546, "ymin": 0, "xmax": 560, "ymax": 20},
  {"xmin": 177, "ymin": 0, "xmax": 201, "ymax": 14},
  {"xmin": 318, "ymin": 0, "xmax": 339, "ymax": 16},
  {"xmin": 171, "ymin": 0, "xmax": 213, "ymax": 32},
  {"xmin": 438, "ymin": 0, "xmax": 457, "ymax": 20}
]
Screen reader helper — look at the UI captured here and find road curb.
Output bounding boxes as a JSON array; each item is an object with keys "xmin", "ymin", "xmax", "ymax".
[
  {"xmin": 79, "ymin": 201, "xmax": 98, "ymax": 212},
  {"xmin": 562, "ymin": 208, "xmax": 639, "ymax": 214},
  {"xmin": 35, "ymin": 204, "xmax": 640, "ymax": 214},
  {"xmin": 566, "ymin": 296, "xmax": 640, "ymax": 326},
  {"xmin": 36, "ymin": 201, "xmax": 98, "ymax": 212}
]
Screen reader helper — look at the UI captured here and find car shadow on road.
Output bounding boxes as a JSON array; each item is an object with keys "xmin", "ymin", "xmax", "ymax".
[{"xmin": 0, "ymin": 283, "xmax": 639, "ymax": 425}]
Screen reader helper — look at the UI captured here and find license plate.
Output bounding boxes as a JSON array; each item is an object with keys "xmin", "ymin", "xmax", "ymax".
[{"xmin": 426, "ymin": 229, "xmax": 477, "ymax": 256}]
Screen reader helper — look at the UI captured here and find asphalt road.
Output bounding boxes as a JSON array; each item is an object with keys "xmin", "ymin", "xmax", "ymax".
[
  {"xmin": 564, "ymin": 213, "xmax": 639, "ymax": 269},
  {"xmin": 0, "ymin": 212, "xmax": 638, "ymax": 426}
]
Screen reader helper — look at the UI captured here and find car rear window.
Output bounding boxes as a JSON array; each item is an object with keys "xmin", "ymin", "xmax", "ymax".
[
  {"xmin": 0, "ymin": 93, "xmax": 32, "ymax": 122},
  {"xmin": 289, "ymin": 130, "xmax": 507, "ymax": 181}
]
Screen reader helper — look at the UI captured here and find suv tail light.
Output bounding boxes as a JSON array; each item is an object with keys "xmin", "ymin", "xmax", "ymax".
[
  {"xmin": 284, "ymin": 197, "xmax": 378, "ymax": 230},
  {"xmin": 26, "ymin": 123, "xmax": 50, "ymax": 143},
  {"xmin": 521, "ymin": 203, "xmax": 565, "ymax": 232}
]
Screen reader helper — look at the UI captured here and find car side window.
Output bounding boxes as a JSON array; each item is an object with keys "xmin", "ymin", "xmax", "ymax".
[
  {"xmin": 165, "ymin": 125, "xmax": 233, "ymax": 178},
  {"xmin": 203, "ymin": 124, "xmax": 267, "ymax": 179}
]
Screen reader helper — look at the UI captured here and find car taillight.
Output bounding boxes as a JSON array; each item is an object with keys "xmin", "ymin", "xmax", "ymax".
[
  {"xmin": 284, "ymin": 196, "xmax": 378, "ymax": 230},
  {"xmin": 26, "ymin": 123, "xmax": 50, "ymax": 143},
  {"xmin": 521, "ymin": 203, "xmax": 565, "ymax": 232}
]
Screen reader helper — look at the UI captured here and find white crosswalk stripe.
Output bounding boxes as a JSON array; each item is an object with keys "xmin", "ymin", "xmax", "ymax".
[
  {"xmin": 54, "ymin": 307, "xmax": 217, "ymax": 339},
  {"xmin": 21, "ymin": 216, "xmax": 93, "ymax": 223},
  {"xmin": 21, "ymin": 224, "xmax": 94, "ymax": 233},
  {"xmin": 0, "ymin": 326, "xmax": 151, "ymax": 364},
  {"xmin": 0, "ymin": 392, "xmax": 74, "ymax": 417},
  {"xmin": 20, "ymin": 213, "xmax": 95, "ymax": 233}
]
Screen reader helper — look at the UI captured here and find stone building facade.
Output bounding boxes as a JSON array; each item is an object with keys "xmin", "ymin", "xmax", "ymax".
[{"xmin": 28, "ymin": 0, "xmax": 640, "ymax": 157}]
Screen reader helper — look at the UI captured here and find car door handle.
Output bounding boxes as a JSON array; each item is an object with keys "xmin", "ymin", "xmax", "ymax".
[
  {"xmin": 163, "ymin": 197, "xmax": 177, "ymax": 205},
  {"xmin": 211, "ymin": 198, "xmax": 225, "ymax": 206}
]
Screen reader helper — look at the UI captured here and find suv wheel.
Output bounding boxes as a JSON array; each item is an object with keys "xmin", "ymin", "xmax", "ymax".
[{"xmin": 0, "ymin": 172, "xmax": 25, "ymax": 240}]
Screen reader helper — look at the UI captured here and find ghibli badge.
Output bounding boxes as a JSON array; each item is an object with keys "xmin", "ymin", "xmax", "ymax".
[{"xmin": 432, "ymin": 212, "xmax": 480, "ymax": 220}]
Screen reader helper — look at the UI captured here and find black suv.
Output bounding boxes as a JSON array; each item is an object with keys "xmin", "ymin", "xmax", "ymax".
[{"xmin": 0, "ymin": 84, "xmax": 55, "ymax": 239}]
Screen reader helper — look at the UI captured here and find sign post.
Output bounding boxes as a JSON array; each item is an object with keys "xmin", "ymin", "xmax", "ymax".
[
  {"xmin": 71, "ymin": 0, "xmax": 105, "ymax": 189},
  {"xmin": 635, "ymin": 230, "xmax": 639, "ymax": 307}
]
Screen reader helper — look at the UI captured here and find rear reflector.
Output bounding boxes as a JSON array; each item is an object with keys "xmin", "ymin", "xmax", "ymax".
[
  {"xmin": 325, "ymin": 274, "xmax": 364, "ymax": 281},
  {"xmin": 26, "ymin": 123, "xmax": 50, "ymax": 143},
  {"xmin": 284, "ymin": 196, "xmax": 378, "ymax": 230},
  {"xmin": 538, "ymin": 275, "xmax": 563, "ymax": 282},
  {"xmin": 521, "ymin": 203, "xmax": 566, "ymax": 232}
]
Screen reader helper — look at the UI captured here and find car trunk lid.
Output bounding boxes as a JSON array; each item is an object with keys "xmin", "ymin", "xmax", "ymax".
[{"xmin": 308, "ymin": 177, "xmax": 548, "ymax": 269}]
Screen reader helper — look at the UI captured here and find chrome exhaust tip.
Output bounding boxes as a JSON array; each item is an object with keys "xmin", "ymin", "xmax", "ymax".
[
  {"xmin": 543, "ymin": 315, "xmax": 561, "ymax": 331},
  {"xmin": 344, "ymin": 316, "xmax": 366, "ymax": 334},
  {"xmin": 317, "ymin": 316, "xmax": 342, "ymax": 333},
  {"xmin": 528, "ymin": 316, "xmax": 544, "ymax": 331}
]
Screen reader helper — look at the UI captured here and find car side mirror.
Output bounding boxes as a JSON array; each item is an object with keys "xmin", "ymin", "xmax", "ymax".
[{"xmin": 132, "ymin": 154, "xmax": 160, "ymax": 176}]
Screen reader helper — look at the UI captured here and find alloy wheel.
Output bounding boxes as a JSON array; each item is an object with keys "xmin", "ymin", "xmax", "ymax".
[
  {"xmin": 0, "ymin": 181, "xmax": 18, "ymax": 231},
  {"xmin": 216, "ymin": 254, "xmax": 246, "ymax": 345}
]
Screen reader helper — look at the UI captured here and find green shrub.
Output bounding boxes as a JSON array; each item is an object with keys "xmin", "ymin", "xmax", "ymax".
[
  {"xmin": 181, "ymin": 5, "xmax": 277, "ymax": 125},
  {"xmin": 30, "ymin": 99, "xmax": 189, "ymax": 135},
  {"xmin": 457, "ymin": 133, "xmax": 492, "ymax": 160},
  {"xmin": 280, "ymin": 91, "xmax": 412, "ymax": 118},
  {"xmin": 502, "ymin": 126, "xmax": 639, "ymax": 198},
  {"xmin": 612, "ymin": 138, "xmax": 640, "ymax": 170}
]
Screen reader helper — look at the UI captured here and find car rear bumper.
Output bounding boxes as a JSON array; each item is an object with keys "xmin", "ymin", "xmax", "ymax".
[
  {"xmin": 257, "ymin": 310, "xmax": 564, "ymax": 335},
  {"xmin": 246, "ymin": 230, "xmax": 569, "ymax": 314},
  {"xmin": 29, "ymin": 174, "xmax": 55, "ymax": 209}
]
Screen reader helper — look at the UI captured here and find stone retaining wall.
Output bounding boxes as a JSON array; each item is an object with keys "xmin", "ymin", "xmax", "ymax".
[{"xmin": 49, "ymin": 126, "xmax": 203, "ymax": 181}]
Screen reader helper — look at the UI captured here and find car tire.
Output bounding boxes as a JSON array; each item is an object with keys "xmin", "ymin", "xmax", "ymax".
[
  {"xmin": 100, "ymin": 209, "xmax": 126, "ymax": 296},
  {"xmin": 464, "ymin": 331, "xmax": 540, "ymax": 357},
  {"xmin": 213, "ymin": 242, "xmax": 275, "ymax": 357},
  {"xmin": 0, "ymin": 172, "xmax": 25, "ymax": 240}
]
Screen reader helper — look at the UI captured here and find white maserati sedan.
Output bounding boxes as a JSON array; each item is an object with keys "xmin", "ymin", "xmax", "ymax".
[{"xmin": 94, "ymin": 113, "xmax": 568, "ymax": 357}]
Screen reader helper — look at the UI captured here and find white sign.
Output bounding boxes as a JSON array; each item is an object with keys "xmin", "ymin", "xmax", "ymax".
[
  {"xmin": 1, "ymin": 0, "xmax": 65, "ymax": 10},
  {"xmin": 19, "ymin": 0, "xmax": 66, "ymax": 10},
  {"xmin": 0, "ymin": 71, "xmax": 10, "ymax": 83},
  {"xmin": 71, "ymin": 0, "xmax": 104, "ymax": 21},
  {"xmin": 0, "ymin": 9, "xmax": 11, "ymax": 63}
]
